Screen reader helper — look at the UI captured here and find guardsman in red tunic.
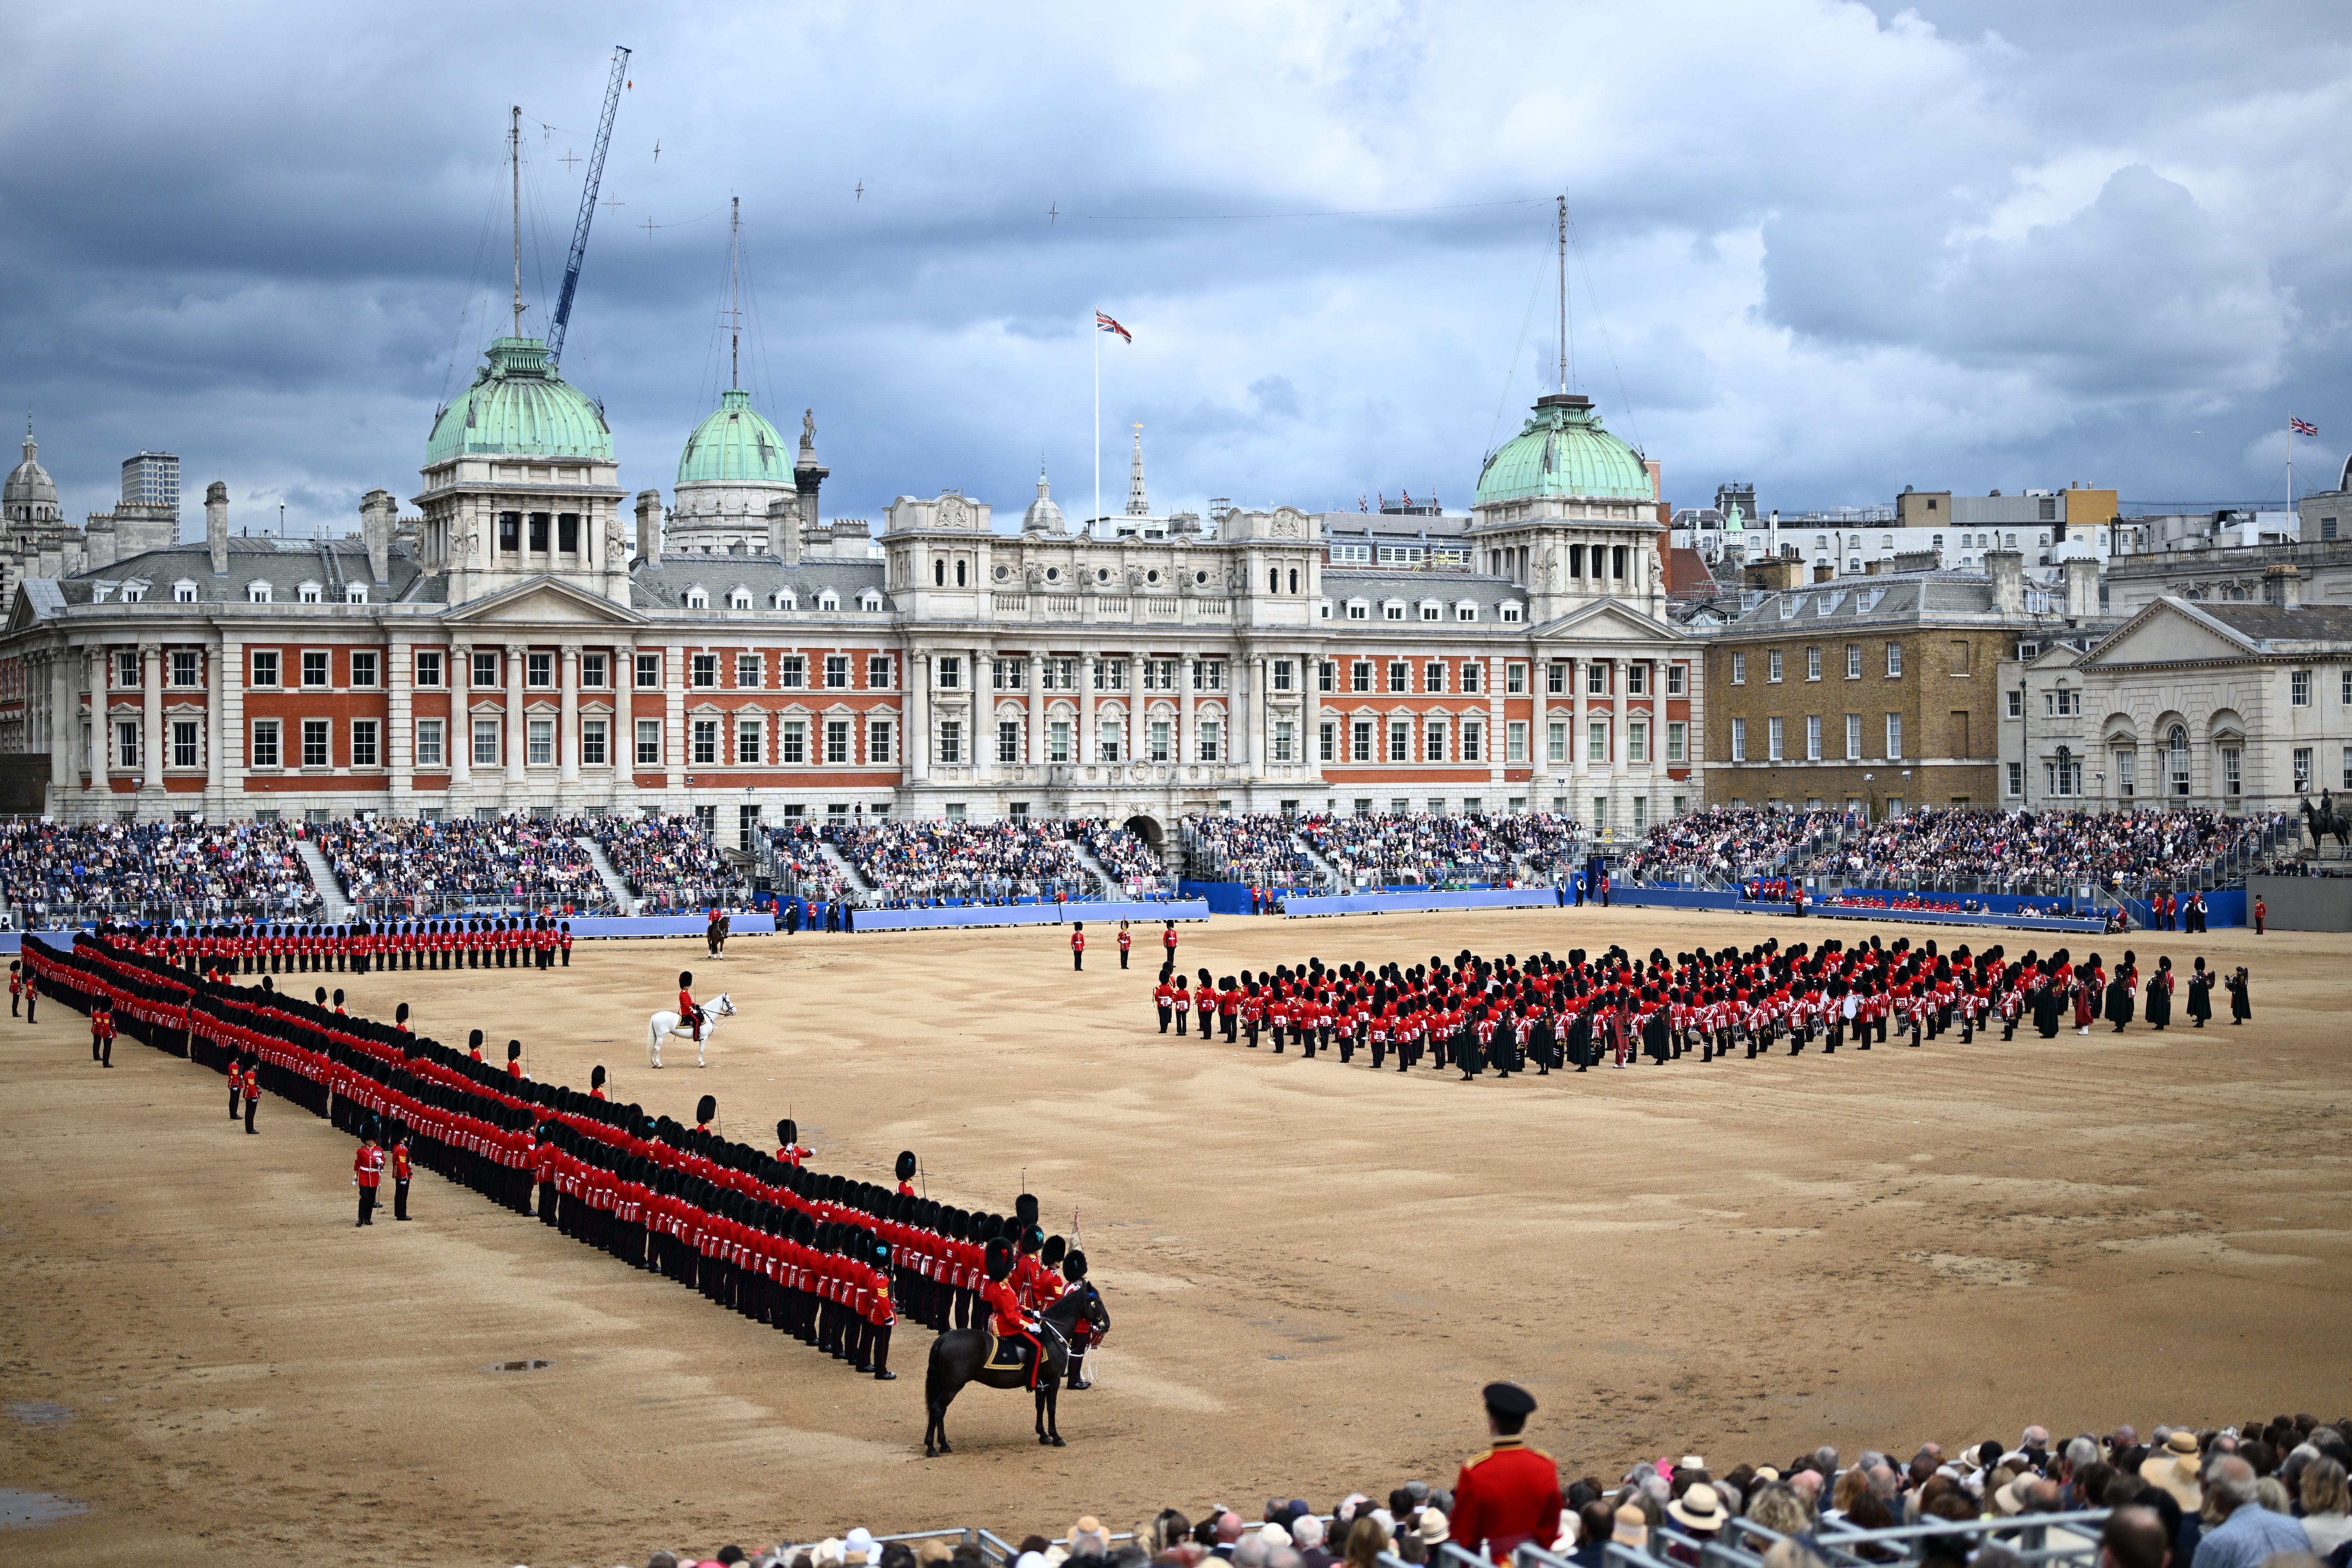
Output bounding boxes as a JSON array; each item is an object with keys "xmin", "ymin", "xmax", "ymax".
[
  {"xmin": 559, "ymin": 920, "xmax": 574, "ymax": 967},
  {"xmin": 1070, "ymin": 922, "xmax": 1086, "ymax": 972},
  {"xmin": 391, "ymin": 1135, "xmax": 414, "ymax": 1220},
  {"xmin": 677, "ymin": 970, "xmax": 704, "ymax": 1044},
  {"xmin": 1450, "ymin": 1383, "xmax": 1562, "ymax": 1562},
  {"xmin": 354, "ymin": 1131, "xmax": 386, "ymax": 1226},
  {"xmin": 590, "ymin": 1064, "xmax": 608, "ymax": 1101},
  {"xmin": 895, "ymin": 1149, "xmax": 918, "ymax": 1198},
  {"xmin": 505, "ymin": 1039, "xmax": 525, "ymax": 1081},
  {"xmin": 91, "ymin": 997, "xmax": 116, "ymax": 1068},
  {"xmin": 240, "ymin": 1056, "xmax": 261, "ymax": 1133},
  {"xmin": 1117, "ymin": 920, "xmax": 1132, "ymax": 970},
  {"xmin": 9, "ymin": 959, "xmax": 23, "ymax": 1018},
  {"xmin": 1162, "ymin": 920, "xmax": 1178, "ymax": 961},
  {"xmin": 978, "ymin": 1236, "xmax": 1041, "ymax": 1389},
  {"xmin": 776, "ymin": 1118, "xmax": 810, "ymax": 1166}
]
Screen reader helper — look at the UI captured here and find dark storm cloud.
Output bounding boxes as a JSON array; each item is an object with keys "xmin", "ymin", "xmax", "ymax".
[{"xmin": 5, "ymin": 1, "xmax": 2352, "ymax": 538}]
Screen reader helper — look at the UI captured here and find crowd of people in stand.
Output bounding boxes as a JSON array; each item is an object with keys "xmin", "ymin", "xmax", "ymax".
[
  {"xmin": 583, "ymin": 814, "xmax": 738, "ymax": 910},
  {"xmin": 817, "ymin": 819, "xmax": 1096, "ymax": 906},
  {"xmin": 0, "ymin": 819, "xmax": 321, "ymax": 923},
  {"xmin": 1619, "ymin": 808, "xmax": 1850, "ymax": 885},
  {"xmin": 310, "ymin": 816, "xmax": 612, "ymax": 915},
  {"xmin": 1149, "ymin": 929, "xmax": 2250, "ymax": 1080},
  {"xmin": 1816, "ymin": 808, "xmax": 2284, "ymax": 891},
  {"xmin": 1072, "ymin": 822, "xmax": 1173, "ymax": 898},
  {"xmin": 1181, "ymin": 815, "xmax": 1326, "ymax": 891},
  {"xmin": 1297, "ymin": 811, "xmax": 1580, "ymax": 889},
  {"xmin": 772, "ymin": 824, "xmax": 856, "ymax": 905},
  {"xmin": 518, "ymin": 1409, "xmax": 2352, "ymax": 1568}
]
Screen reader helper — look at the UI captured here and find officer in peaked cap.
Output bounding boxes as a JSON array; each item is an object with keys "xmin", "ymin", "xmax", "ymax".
[{"xmin": 1449, "ymin": 1382, "xmax": 1562, "ymax": 1562}]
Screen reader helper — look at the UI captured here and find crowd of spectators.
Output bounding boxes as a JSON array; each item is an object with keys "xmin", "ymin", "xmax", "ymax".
[
  {"xmin": 1619, "ymin": 808, "xmax": 1851, "ymax": 885},
  {"xmin": 1815, "ymin": 808, "xmax": 2289, "ymax": 893},
  {"xmin": 582, "ymin": 814, "xmax": 738, "ymax": 911},
  {"xmin": 1181, "ymin": 815, "xmax": 1326, "ymax": 891},
  {"xmin": 0, "ymin": 819, "xmax": 320, "ymax": 923},
  {"xmin": 819, "ymin": 818, "xmax": 1094, "ymax": 906},
  {"xmin": 771, "ymin": 824, "xmax": 855, "ymax": 904},
  {"xmin": 1073, "ymin": 822, "xmax": 1173, "ymax": 898},
  {"xmin": 311, "ymin": 816, "xmax": 613, "ymax": 916},
  {"xmin": 1298, "ymin": 812, "xmax": 1580, "ymax": 889},
  {"xmin": 578, "ymin": 1410, "xmax": 2352, "ymax": 1568}
]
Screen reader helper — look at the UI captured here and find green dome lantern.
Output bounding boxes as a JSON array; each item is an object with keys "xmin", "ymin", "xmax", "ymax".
[
  {"xmin": 1474, "ymin": 393, "xmax": 1653, "ymax": 507},
  {"xmin": 677, "ymin": 389, "xmax": 792, "ymax": 486},
  {"xmin": 426, "ymin": 337, "xmax": 613, "ymax": 465}
]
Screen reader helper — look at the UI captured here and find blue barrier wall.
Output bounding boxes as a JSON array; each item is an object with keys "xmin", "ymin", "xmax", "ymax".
[
  {"xmin": 849, "ymin": 899, "xmax": 1211, "ymax": 933},
  {"xmin": 1608, "ymin": 887, "xmax": 2109, "ymax": 934},
  {"xmin": 1282, "ymin": 888, "xmax": 1561, "ymax": 918},
  {"xmin": 569, "ymin": 913, "xmax": 777, "ymax": 940}
]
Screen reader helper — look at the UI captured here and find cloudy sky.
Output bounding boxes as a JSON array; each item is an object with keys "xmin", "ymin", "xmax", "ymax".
[{"xmin": 5, "ymin": 1, "xmax": 2351, "ymax": 539}]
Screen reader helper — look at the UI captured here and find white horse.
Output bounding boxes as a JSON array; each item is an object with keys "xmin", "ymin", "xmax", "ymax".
[{"xmin": 646, "ymin": 993, "xmax": 737, "ymax": 1068}]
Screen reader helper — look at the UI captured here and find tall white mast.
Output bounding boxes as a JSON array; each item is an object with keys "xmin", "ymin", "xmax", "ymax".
[
  {"xmin": 510, "ymin": 106, "xmax": 524, "ymax": 339},
  {"xmin": 728, "ymin": 197, "xmax": 742, "ymax": 390},
  {"xmin": 1557, "ymin": 195, "xmax": 1569, "ymax": 394}
]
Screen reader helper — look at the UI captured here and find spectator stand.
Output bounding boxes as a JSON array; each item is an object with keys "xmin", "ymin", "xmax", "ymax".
[
  {"xmin": 1280, "ymin": 887, "xmax": 1560, "ymax": 918},
  {"xmin": 0, "ymin": 818, "xmax": 323, "ymax": 928},
  {"xmin": 848, "ymin": 897, "xmax": 1208, "ymax": 933},
  {"xmin": 311, "ymin": 816, "xmax": 614, "ymax": 918},
  {"xmin": 580, "ymin": 812, "xmax": 744, "ymax": 913}
]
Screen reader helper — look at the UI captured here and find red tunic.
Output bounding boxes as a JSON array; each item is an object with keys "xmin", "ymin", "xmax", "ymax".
[{"xmin": 1449, "ymin": 1438, "xmax": 1563, "ymax": 1561}]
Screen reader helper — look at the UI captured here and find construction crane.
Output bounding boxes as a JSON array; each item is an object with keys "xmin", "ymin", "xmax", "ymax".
[{"xmin": 546, "ymin": 44, "xmax": 631, "ymax": 368}]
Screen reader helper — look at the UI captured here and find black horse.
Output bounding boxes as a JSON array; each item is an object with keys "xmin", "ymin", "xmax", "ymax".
[
  {"xmin": 923, "ymin": 1284, "xmax": 1109, "ymax": 1456},
  {"xmin": 2303, "ymin": 794, "xmax": 2350, "ymax": 853}
]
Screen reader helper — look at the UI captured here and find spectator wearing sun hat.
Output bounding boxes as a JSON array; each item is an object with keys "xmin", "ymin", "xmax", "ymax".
[{"xmin": 1662, "ymin": 1484, "xmax": 1727, "ymax": 1565}]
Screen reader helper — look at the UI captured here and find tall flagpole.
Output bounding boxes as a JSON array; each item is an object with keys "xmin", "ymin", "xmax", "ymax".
[
  {"xmin": 1094, "ymin": 315, "xmax": 1101, "ymax": 537},
  {"xmin": 2287, "ymin": 412, "xmax": 2295, "ymax": 537}
]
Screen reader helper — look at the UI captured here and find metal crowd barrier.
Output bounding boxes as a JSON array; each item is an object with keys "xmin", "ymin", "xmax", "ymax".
[{"xmin": 1384, "ymin": 1506, "xmax": 2110, "ymax": 1568}]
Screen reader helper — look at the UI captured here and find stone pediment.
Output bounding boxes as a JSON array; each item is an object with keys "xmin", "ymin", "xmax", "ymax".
[
  {"xmin": 1526, "ymin": 596, "xmax": 1681, "ymax": 643},
  {"xmin": 442, "ymin": 575, "xmax": 648, "ymax": 628},
  {"xmin": 2082, "ymin": 598, "xmax": 2257, "ymax": 669}
]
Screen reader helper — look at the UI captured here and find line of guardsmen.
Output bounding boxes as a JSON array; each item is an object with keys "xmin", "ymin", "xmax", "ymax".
[
  {"xmin": 25, "ymin": 924, "xmax": 1097, "ymax": 1390},
  {"xmin": 94, "ymin": 917, "xmax": 576, "ymax": 975}
]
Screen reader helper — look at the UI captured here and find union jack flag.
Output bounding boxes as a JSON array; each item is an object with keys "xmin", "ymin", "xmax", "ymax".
[
  {"xmin": 1094, "ymin": 311, "xmax": 1131, "ymax": 343},
  {"xmin": 2291, "ymin": 416, "xmax": 2319, "ymax": 436}
]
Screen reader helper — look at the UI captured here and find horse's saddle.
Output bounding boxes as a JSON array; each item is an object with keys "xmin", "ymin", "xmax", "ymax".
[{"xmin": 981, "ymin": 1333, "xmax": 1035, "ymax": 1373}]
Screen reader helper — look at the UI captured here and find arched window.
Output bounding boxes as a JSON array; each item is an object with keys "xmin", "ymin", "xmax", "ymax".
[
  {"xmin": 1268, "ymin": 568, "xmax": 1279, "ymax": 595},
  {"xmin": 2167, "ymin": 724, "xmax": 2190, "ymax": 796},
  {"xmin": 1288, "ymin": 568, "xmax": 1299, "ymax": 595},
  {"xmin": 934, "ymin": 559, "xmax": 945, "ymax": 587},
  {"xmin": 955, "ymin": 559, "xmax": 967, "ymax": 587}
]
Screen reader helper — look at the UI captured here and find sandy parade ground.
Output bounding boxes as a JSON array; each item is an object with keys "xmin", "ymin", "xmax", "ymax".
[{"xmin": 3, "ymin": 905, "xmax": 2350, "ymax": 1566}]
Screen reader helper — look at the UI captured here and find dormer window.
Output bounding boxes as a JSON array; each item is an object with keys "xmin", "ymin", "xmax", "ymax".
[
  {"xmin": 1419, "ymin": 601, "xmax": 1441, "ymax": 621},
  {"xmin": 1500, "ymin": 602, "xmax": 1523, "ymax": 623},
  {"xmin": 297, "ymin": 581, "xmax": 322, "ymax": 604},
  {"xmin": 1456, "ymin": 602, "xmax": 1479, "ymax": 622},
  {"xmin": 858, "ymin": 591, "xmax": 882, "ymax": 612},
  {"xmin": 173, "ymin": 581, "xmax": 197, "ymax": 604},
  {"xmin": 1383, "ymin": 601, "xmax": 1405, "ymax": 621},
  {"xmin": 772, "ymin": 589, "xmax": 797, "ymax": 610},
  {"xmin": 345, "ymin": 584, "xmax": 367, "ymax": 605},
  {"xmin": 817, "ymin": 590, "xmax": 840, "ymax": 611},
  {"xmin": 684, "ymin": 587, "xmax": 709, "ymax": 610},
  {"xmin": 120, "ymin": 583, "xmax": 146, "ymax": 603},
  {"xmin": 1346, "ymin": 600, "xmax": 1369, "ymax": 621},
  {"xmin": 728, "ymin": 587, "xmax": 754, "ymax": 610},
  {"xmin": 247, "ymin": 582, "xmax": 272, "ymax": 605}
]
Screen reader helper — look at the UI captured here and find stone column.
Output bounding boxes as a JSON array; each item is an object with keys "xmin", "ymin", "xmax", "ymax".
[
  {"xmin": 1027, "ymin": 655, "xmax": 1045, "ymax": 767},
  {"xmin": 1180, "ymin": 655, "xmax": 1197, "ymax": 771},
  {"xmin": 909, "ymin": 652, "xmax": 932, "ymax": 784},
  {"xmin": 1486, "ymin": 656, "xmax": 1505, "ymax": 792},
  {"xmin": 48, "ymin": 651, "xmax": 72, "ymax": 800},
  {"xmin": 207, "ymin": 639, "xmax": 226, "ymax": 813},
  {"xmin": 140, "ymin": 643, "xmax": 163, "ymax": 807},
  {"xmin": 1612, "ymin": 657, "xmax": 1629, "ymax": 782},
  {"xmin": 217, "ymin": 639, "xmax": 244, "ymax": 821},
  {"xmin": 85, "ymin": 647, "xmax": 108, "ymax": 801},
  {"xmin": 1302, "ymin": 651, "xmax": 1321, "ymax": 781},
  {"xmin": 665, "ymin": 645, "xmax": 687, "ymax": 798},
  {"xmin": 387, "ymin": 633, "xmax": 413, "ymax": 816},
  {"xmin": 449, "ymin": 642, "xmax": 473, "ymax": 798},
  {"xmin": 559, "ymin": 643, "xmax": 581, "ymax": 785},
  {"xmin": 1236, "ymin": 655, "xmax": 1255, "ymax": 771},
  {"xmin": 1571, "ymin": 657, "xmax": 1587, "ymax": 785},
  {"xmin": 504, "ymin": 642, "xmax": 527, "ymax": 789},
  {"xmin": 617, "ymin": 644, "xmax": 636, "ymax": 796},
  {"xmin": 1532, "ymin": 653, "xmax": 1550, "ymax": 803},
  {"xmin": 1079, "ymin": 655, "xmax": 1097, "ymax": 766}
]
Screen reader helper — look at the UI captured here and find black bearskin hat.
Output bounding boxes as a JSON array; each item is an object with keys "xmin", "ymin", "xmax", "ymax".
[
  {"xmin": 1015, "ymin": 1192, "xmax": 1040, "ymax": 1227},
  {"xmin": 590, "ymin": 1065, "xmax": 606, "ymax": 1090},
  {"xmin": 469, "ymin": 1028, "xmax": 484, "ymax": 1049},
  {"xmin": 679, "ymin": 970, "xmax": 693, "ymax": 988},
  {"xmin": 315, "ymin": 987, "xmax": 328, "ymax": 1005},
  {"xmin": 1041, "ymin": 1234, "xmax": 1067, "ymax": 1269},
  {"xmin": 984, "ymin": 1236, "xmax": 1015, "ymax": 1281},
  {"xmin": 395, "ymin": 1003, "xmax": 410, "ymax": 1024},
  {"xmin": 896, "ymin": 1150, "xmax": 917, "ymax": 1182},
  {"xmin": 506, "ymin": 1039, "xmax": 521, "ymax": 1062},
  {"xmin": 696, "ymin": 1094, "xmax": 717, "ymax": 1125},
  {"xmin": 1062, "ymin": 1248, "xmax": 1087, "ymax": 1282},
  {"xmin": 777, "ymin": 1118, "xmax": 797, "ymax": 1147},
  {"xmin": 332, "ymin": 989, "xmax": 344, "ymax": 1008}
]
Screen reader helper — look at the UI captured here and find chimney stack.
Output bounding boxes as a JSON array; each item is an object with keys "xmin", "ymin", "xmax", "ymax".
[
  {"xmin": 765, "ymin": 495, "xmax": 802, "ymax": 564},
  {"xmin": 359, "ymin": 489, "xmax": 396, "ymax": 585},
  {"xmin": 2062, "ymin": 555, "xmax": 2099, "ymax": 620},
  {"xmin": 2265, "ymin": 563, "xmax": 2303, "ymax": 610},
  {"xmin": 1986, "ymin": 549, "xmax": 2025, "ymax": 614},
  {"xmin": 205, "ymin": 480, "xmax": 230, "ymax": 576},
  {"xmin": 635, "ymin": 490, "xmax": 664, "ymax": 566}
]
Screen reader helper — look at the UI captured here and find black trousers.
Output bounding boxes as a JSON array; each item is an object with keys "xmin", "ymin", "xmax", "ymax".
[
  {"xmin": 394, "ymin": 1179, "xmax": 410, "ymax": 1219},
  {"xmin": 243, "ymin": 1096, "xmax": 256, "ymax": 1132},
  {"xmin": 358, "ymin": 1187, "xmax": 378, "ymax": 1225},
  {"xmin": 1118, "ymin": 950, "xmax": 1128, "ymax": 969}
]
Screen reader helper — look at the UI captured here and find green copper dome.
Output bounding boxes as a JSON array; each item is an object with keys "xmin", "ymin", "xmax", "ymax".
[
  {"xmin": 677, "ymin": 389, "xmax": 792, "ymax": 486},
  {"xmin": 426, "ymin": 338, "xmax": 613, "ymax": 466},
  {"xmin": 1474, "ymin": 394, "xmax": 1653, "ymax": 506}
]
